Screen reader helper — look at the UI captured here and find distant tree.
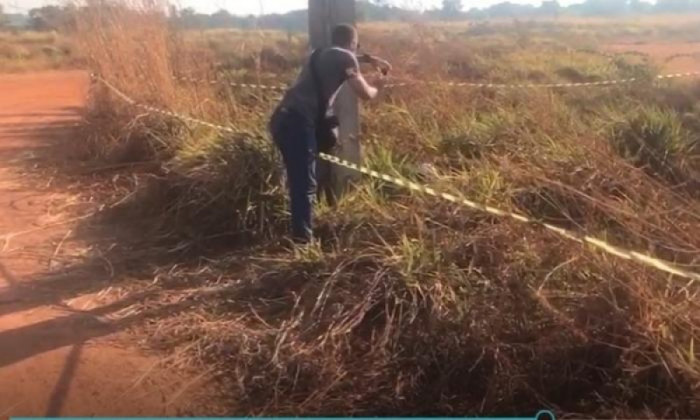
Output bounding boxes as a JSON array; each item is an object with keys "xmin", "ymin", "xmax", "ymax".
[
  {"xmin": 629, "ymin": 0, "xmax": 654, "ymax": 13},
  {"xmin": 442, "ymin": 0, "xmax": 463, "ymax": 14},
  {"xmin": 361, "ymin": 0, "xmax": 422, "ymax": 21},
  {"xmin": 655, "ymin": 0, "xmax": 700, "ymax": 11},
  {"xmin": 655, "ymin": 0, "xmax": 683, "ymax": 11},
  {"xmin": 28, "ymin": 5, "xmax": 72, "ymax": 31},
  {"xmin": 487, "ymin": 2, "xmax": 537, "ymax": 18},
  {"xmin": 0, "ymin": 5, "xmax": 7, "ymax": 29},
  {"xmin": 176, "ymin": 7, "xmax": 208, "ymax": 29},
  {"xmin": 180, "ymin": 7, "xmax": 196, "ymax": 18},
  {"xmin": 161, "ymin": 0, "xmax": 700, "ymax": 31},
  {"xmin": 258, "ymin": 10, "xmax": 307, "ymax": 31},
  {"xmin": 359, "ymin": 0, "xmax": 393, "ymax": 21},
  {"xmin": 167, "ymin": 4, "xmax": 179, "ymax": 19},
  {"xmin": 210, "ymin": 9, "xmax": 234, "ymax": 27},
  {"xmin": 179, "ymin": 7, "xmax": 196, "ymax": 24},
  {"xmin": 465, "ymin": 7, "xmax": 488, "ymax": 19},
  {"xmin": 540, "ymin": 0, "xmax": 562, "ymax": 17},
  {"xmin": 576, "ymin": 0, "xmax": 628, "ymax": 15}
]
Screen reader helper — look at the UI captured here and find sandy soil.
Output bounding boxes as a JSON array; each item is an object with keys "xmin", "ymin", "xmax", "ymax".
[
  {"xmin": 605, "ymin": 41, "xmax": 700, "ymax": 72},
  {"xmin": 0, "ymin": 71, "xmax": 212, "ymax": 417}
]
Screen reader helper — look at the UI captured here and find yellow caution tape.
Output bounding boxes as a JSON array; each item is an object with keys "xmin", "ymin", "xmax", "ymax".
[{"xmin": 93, "ymin": 74, "xmax": 700, "ymax": 284}]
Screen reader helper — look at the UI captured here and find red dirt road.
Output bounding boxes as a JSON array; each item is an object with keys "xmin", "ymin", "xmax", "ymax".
[{"xmin": 0, "ymin": 71, "xmax": 206, "ymax": 417}]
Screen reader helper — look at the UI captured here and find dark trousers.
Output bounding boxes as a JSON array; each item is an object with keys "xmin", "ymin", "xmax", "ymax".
[{"xmin": 270, "ymin": 108, "xmax": 317, "ymax": 242}]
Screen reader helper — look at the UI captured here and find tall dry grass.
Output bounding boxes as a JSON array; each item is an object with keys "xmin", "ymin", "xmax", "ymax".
[{"xmin": 71, "ymin": 1, "xmax": 700, "ymax": 416}]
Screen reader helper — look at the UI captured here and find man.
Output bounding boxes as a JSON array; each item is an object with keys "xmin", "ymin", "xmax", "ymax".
[{"xmin": 269, "ymin": 24, "xmax": 392, "ymax": 243}]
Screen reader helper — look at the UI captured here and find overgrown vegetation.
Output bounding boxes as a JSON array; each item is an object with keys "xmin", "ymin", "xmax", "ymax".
[{"xmin": 64, "ymin": 0, "xmax": 700, "ymax": 417}]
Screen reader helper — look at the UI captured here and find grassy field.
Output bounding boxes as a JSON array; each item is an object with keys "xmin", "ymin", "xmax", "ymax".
[
  {"xmin": 0, "ymin": 30, "xmax": 82, "ymax": 72},
  {"xmin": 50, "ymin": 2, "xmax": 700, "ymax": 417}
]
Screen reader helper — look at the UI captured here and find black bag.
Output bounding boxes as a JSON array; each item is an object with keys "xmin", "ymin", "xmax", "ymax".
[{"xmin": 309, "ymin": 48, "xmax": 340, "ymax": 153}]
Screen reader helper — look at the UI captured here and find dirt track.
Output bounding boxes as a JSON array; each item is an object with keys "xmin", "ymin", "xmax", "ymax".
[
  {"xmin": 0, "ymin": 71, "xmax": 206, "ymax": 417},
  {"xmin": 605, "ymin": 41, "xmax": 700, "ymax": 72}
]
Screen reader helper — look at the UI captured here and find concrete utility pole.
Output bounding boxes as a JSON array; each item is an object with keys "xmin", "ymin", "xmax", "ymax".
[{"xmin": 308, "ymin": 0, "xmax": 360, "ymax": 200}]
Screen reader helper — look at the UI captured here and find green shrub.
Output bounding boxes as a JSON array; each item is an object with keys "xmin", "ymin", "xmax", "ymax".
[{"xmin": 610, "ymin": 107, "xmax": 693, "ymax": 183}]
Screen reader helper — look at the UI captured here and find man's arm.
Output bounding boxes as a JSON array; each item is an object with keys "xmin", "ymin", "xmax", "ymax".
[
  {"xmin": 347, "ymin": 73, "xmax": 379, "ymax": 101},
  {"xmin": 341, "ymin": 51, "xmax": 380, "ymax": 101}
]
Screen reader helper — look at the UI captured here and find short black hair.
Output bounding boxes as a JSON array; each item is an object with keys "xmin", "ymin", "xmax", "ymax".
[{"xmin": 331, "ymin": 24, "xmax": 357, "ymax": 48}]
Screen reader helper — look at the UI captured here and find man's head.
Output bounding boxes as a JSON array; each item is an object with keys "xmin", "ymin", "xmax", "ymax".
[{"xmin": 331, "ymin": 24, "xmax": 359, "ymax": 52}]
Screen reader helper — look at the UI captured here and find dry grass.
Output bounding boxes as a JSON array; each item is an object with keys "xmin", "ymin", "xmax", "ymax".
[
  {"xmin": 67, "ymin": 1, "xmax": 700, "ymax": 417},
  {"xmin": 0, "ymin": 30, "xmax": 82, "ymax": 72},
  {"xmin": 604, "ymin": 41, "xmax": 700, "ymax": 73}
]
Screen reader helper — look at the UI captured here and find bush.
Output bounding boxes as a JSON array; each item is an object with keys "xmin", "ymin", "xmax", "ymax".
[{"xmin": 610, "ymin": 107, "xmax": 695, "ymax": 184}]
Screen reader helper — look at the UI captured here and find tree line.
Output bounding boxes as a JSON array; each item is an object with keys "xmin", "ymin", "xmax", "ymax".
[
  {"xmin": 0, "ymin": 4, "xmax": 77, "ymax": 31},
  {"xmin": 462, "ymin": 0, "xmax": 700, "ymax": 19},
  {"xmin": 168, "ymin": 0, "xmax": 700, "ymax": 31},
  {"xmin": 166, "ymin": 0, "xmax": 700, "ymax": 30},
  {"xmin": 2, "ymin": 0, "xmax": 700, "ymax": 32}
]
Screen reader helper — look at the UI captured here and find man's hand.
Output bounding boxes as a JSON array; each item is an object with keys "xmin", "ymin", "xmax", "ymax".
[
  {"xmin": 369, "ymin": 56, "xmax": 392, "ymax": 75},
  {"xmin": 374, "ymin": 74, "xmax": 388, "ymax": 90},
  {"xmin": 359, "ymin": 53, "xmax": 392, "ymax": 75}
]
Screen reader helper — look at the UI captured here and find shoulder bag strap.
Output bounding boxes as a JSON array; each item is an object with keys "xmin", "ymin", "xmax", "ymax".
[{"xmin": 309, "ymin": 48, "xmax": 327, "ymax": 123}]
